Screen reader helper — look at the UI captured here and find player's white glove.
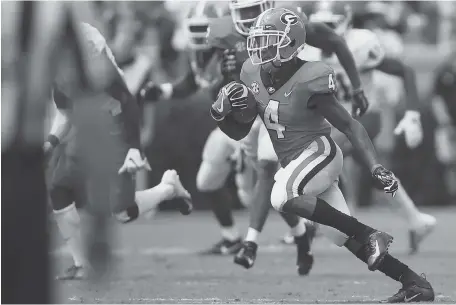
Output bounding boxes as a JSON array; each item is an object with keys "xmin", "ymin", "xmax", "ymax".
[
  {"xmin": 118, "ymin": 148, "xmax": 152, "ymax": 174},
  {"xmin": 371, "ymin": 165, "xmax": 399, "ymax": 197},
  {"xmin": 394, "ymin": 110, "xmax": 423, "ymax": 149}
]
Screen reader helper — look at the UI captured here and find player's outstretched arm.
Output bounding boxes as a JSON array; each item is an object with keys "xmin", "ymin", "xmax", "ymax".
[
  {"xmin": 311, "ymin": 92, "xmax": 378, "ymax": 171},
  {"xmin": 140, "ymin": 70, "xmax": 198, "ymax": 103},
  {"xmin": 376, "ymin": 57, "xmax": 419, "ymax": 111},
  {"xmin": 311, "ymin": 92, "xmax": 398, "ymax": 196},
  {"xmin": 44, "ymin": 88, "xmax": 73, "ymax": 158},
  {"xmin": 376, "ymin": 57, "xmax": 423, "ymax": 148}
]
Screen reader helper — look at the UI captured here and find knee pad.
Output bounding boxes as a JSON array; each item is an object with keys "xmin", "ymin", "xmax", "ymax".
[{"xmin": 49, "ymin": 185, "xmax": 74, "ymax": 211}]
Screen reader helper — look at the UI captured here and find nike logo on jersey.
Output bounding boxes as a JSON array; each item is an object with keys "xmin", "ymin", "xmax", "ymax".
[
  {"xmin": 404, "ymin": 293, "xmax": 422, "ymax": 302},
  {"xmin": 284, "ymin": 90, "xmax": 293, "ymax": 97}
]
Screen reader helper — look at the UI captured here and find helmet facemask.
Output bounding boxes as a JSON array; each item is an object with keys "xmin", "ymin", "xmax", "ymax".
[
  {"xmin": 186, "ymin": 20, "xmax": 211, "ymax": 50},
  {"xmin": 230, "ymin": 0, "xmax": 273, "ymax": 36},
  {"xmin": 247, "ymin": 25, "xmax": 292, "ymax": 65}
]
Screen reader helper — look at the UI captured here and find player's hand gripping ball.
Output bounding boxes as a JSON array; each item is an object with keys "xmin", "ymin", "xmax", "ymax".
[{"xmin": 227, "ymin": 82, "xmax": 257, "ymax": 124}]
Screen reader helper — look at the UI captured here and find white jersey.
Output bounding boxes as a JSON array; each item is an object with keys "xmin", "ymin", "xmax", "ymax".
[{"xmin": 299, "ymin": 28, "xmax": 385, "ymax": 112}]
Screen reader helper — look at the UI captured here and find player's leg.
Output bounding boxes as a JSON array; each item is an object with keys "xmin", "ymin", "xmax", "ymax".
[
  {"xmin": 233, "ymin": 149, "xmax": 257, "ymax": 208},
  {"xmin": 272, "ymin": 135, "xmax": 392, "ymax": 271},
  {"xmin": 335, "ymin": 113, "xmax": 436, "ymax": 253},
  {"xmin": 50, "ymin": 144, "xmax": 89, "ymax": 280},
  {"xmin": 316, "ymin": 181, "xmax": 434, "ymax": 302},
  {"xmin": 235, "ymin": 127, "xmax": 313, "ymax": 274},
  {"xmin": 196, "ymin": 128, "xmax": 242, "ymax": 254}
]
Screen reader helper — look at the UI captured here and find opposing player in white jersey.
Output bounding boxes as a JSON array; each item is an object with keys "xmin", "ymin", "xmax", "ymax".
[
  {"xmin": 48, "ymin": 22, "xmax": 192, "ymax": 280},
  {"xmin": 297, "ymin": 2, "xmax": 436, "ymax": 254}
]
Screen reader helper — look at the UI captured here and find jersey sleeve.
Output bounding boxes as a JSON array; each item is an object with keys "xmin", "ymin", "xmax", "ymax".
[{"xmin": 306, "ymin": 63, "xmax": 337, "ymax": 96}]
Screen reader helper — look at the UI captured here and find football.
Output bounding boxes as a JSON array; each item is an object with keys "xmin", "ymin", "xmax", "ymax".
[{"xmin": 231, "ymin": 85, "xmax": 258, "ymax": 124}]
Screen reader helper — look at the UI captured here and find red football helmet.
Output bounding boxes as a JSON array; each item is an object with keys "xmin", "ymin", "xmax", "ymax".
[{"xmin": 247, "ymin": 7, "xmax": 306, "ymax": 66}]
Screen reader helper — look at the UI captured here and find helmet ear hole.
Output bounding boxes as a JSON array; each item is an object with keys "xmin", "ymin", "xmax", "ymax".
[{"xmin": 289, "ymin": 39, "xmax": 296, "ymax": 47}]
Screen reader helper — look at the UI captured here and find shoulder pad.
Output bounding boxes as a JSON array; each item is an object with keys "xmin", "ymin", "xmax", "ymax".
[
  {"xmin": 298, "ymin": 62, "xmax": 337, "ymax": 95},
  {"xmin": 345, "ymin": 29, "xmax": 385, "ymax": 70},
  {"xmin": 207, "ymin": 16, "xmax": 241, "ymax": 50}
]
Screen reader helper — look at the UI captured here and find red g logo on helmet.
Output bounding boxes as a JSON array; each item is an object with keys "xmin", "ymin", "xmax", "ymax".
[{"xmin": 280, "ymin": 12, "xmax": 299, "ymax": 25}]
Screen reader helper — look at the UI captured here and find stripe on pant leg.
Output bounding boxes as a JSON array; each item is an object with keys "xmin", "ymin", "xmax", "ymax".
[
  {"xmin": 297, "ymin": 135, "xmax": 336, "ymax": 195},
  {"xmin": 285, "ymin": 138, "xmax": 325, "ymax": 200}
]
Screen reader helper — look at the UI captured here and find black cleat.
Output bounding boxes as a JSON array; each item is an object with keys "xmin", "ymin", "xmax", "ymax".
[
  {"xmin": 382, "ymin": 274, "xmax": 435, "ymax": 303},
  {"xmin": 295, "ymin": 233, "xmax": 314, "ymax": 276},
  {"xmin": 199, "ymin": 238, "xmax": 243, "ymax": 255},
  {"xmin": 234, "ymin": 241, "xmax": 258, "ymax": 269},
  {"xmin": 363, "ymin": 231, "xmax": 393, "ymax": 271}
]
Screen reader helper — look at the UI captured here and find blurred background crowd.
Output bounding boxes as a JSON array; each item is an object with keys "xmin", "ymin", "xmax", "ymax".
[{"xmin": 59, "ymin": 0, "xmax": 456, "ymax": 211}]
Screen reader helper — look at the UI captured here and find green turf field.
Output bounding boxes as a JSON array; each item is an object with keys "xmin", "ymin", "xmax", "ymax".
[{"xmin": 52, "ymin": 207, "xmax": 456, "ymax": 304}]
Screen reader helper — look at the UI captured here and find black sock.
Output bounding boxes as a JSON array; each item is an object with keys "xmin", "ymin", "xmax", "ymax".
[
  {"xmin": 311, "ymin": 198, "xmax": 373, "ymax": 239},
  {"xmin": 205, "ymin": 189, "xmax": 234, "ymax": 228},
  {"xmin": 345, "ymin": 238, "xmax": 410, "ymax": 282}
]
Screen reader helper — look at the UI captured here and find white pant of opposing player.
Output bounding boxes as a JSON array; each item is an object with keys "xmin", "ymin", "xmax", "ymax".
[
  {"xmin": 270, "ymin": 135, "xmax": 351, "ymax": 246},
  {"xmin": 196, "ymin": 127, "xmax": 256, "ymax": 207}
]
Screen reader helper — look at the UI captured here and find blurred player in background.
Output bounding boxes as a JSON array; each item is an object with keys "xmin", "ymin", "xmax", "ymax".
[
  {"xmin": 211, "ymin": 8, "xmax": 435, "ymax": 302},
  {"xmin": 300, "ymin": 1, "xmax": 436, "ymax": 255},
  {"xmin": 432, "ymin": 50, "xmax": 456, "ymax": 199},
  {"xmin": 46, "ymin": 22, "xmax": 192, "ymax": 280}
]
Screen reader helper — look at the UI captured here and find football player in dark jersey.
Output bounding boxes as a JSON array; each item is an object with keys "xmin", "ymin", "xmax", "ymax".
[{"xmin": 211, "ymin": 7, "xmax": 435, "ymax": 303}]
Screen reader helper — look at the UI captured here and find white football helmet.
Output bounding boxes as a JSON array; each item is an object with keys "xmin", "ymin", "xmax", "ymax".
[
  {"xmin": 185, "ymin": 1, "xmax": 219, "ymax": 50},
  {"xmin": 229, "ymin": 0, "xmax": 274, "ymax": 36}
]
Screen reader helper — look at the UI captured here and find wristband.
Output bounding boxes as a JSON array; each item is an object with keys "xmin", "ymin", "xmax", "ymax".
[
  {"xmin": 371, "ymin": 164, "xmax": 382, "ymax": 174},
  {"xmin": 352, "ymin": 87, "xmax": 364, "ymax": 94},
  {"xmin": 47, "ymin": 134, "xmax": 60, "ymax": 148}
]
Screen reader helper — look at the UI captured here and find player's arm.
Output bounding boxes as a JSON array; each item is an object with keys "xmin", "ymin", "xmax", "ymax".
[
  {"xmin": 305, "ymin": 69, "xmax": 398, "ymax": 195},
  {"xmin": 376, "ymin": 57, "xmax": 419, "ymax": 111},
  {"xmin": 140, "ymin": 67, "xmax": 199, "ymax": 103},
  {"xmin": 376, "ymin": 57, "xmax": 423, "ymax": 148},
  {"xmin": 312, "ymin": 92, "xmax": 397, "ymax": 195},
  {"xmin": 44, "ymin": 88, "xmax": 73, "ymax": 156},
  {"xmin": 79, "ymin": 23, "xmax": 142, "ymax": 151}
]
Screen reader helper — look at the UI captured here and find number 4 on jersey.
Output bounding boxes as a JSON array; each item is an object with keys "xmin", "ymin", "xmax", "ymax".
[
  {"xmin": 328, "ymin": 73, "xmax": 336, "ymax": 91},
  {"xmin": 264, "ymin": 99, "xmax": 285, "ymax": 139}
]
